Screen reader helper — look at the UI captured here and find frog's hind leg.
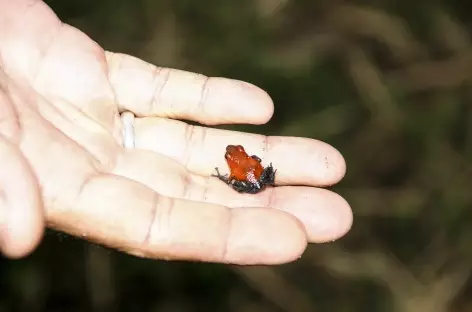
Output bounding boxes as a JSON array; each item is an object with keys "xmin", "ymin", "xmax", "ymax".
[
  {"xmin": 260, "ymin": 163, "xmax": 276, "ymax": 185},
  {"xmin": 231, "ymin": 180, "xmax": 262, "ymax": 194}
]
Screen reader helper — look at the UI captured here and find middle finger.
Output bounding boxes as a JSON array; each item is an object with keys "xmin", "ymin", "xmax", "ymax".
[{"xmin": 134, "ymin": 117, "xmax": 346, "ymax": 187}]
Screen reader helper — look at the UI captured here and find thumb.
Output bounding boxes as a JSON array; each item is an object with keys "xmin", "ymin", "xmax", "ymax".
[{"xmin": 0, "ymin": 135, "xmax": 44, "ymax": 258}]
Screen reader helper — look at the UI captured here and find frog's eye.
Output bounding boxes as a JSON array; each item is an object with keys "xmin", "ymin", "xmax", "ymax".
[{"xmin": 235, "ymin": 145, "xmax": 245, "ymax": 152}]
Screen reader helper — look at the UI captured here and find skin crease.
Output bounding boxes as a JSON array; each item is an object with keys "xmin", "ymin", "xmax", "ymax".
[{"xmin": 0, "ymin": 0, "xmax": 353, "ymax": 264}]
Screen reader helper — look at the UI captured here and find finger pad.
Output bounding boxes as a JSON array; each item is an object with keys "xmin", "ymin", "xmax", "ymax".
[
  {"xmin": 274, "ymin": 187, "xmax": 353, "ymax": 243},
  {"xmin": 225, "ymin": 208, "xmax": 307, "ymax": 264}
]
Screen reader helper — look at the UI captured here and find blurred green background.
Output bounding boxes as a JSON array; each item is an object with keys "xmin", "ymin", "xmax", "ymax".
[{"xmin": 2, "ymin": 0, "xmax": 472, "ymax": 311}]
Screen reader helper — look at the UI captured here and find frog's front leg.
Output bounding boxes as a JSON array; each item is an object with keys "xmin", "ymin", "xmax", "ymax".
[{"xmin": 213, "ymin": 167, "xmax": 231, "ymax": 184}]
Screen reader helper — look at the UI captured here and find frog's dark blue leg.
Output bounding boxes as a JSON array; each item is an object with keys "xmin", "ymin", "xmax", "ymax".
[
  {"xmin": 260, "ymin": 163, "xmax": 276, "ymax": 186},
  {"xmin": 213, "ymin": 167, "xmax": 230, "ymax": 184},
  {"xmin": 213, "ymin": 167, "xmax": 266, "ymax": 194},
  {"xmin": 231, "ymin": 180, "xmax": 263, "ymax": 194}
]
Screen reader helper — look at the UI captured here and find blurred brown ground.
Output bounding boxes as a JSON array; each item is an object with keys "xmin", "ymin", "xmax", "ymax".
[{"xmin": 1, "ymin": 1, "xmax": 471, "ymax": 311}]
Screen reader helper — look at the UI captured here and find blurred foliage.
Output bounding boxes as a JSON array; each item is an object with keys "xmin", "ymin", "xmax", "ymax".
[{"xmin": 2, "ymin": 0, "xmax": 472, "ymax": 311}]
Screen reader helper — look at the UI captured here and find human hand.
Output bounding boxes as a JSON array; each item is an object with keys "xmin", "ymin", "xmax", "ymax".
[{"xmin": 0, "ymin": 0, "xmax": 352, "ymax": 264}]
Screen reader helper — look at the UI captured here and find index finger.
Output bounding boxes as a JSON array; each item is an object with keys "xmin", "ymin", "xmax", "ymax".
[{"xmin": 106, "ymin": 52, "xmax": 274, "ymax": 126}]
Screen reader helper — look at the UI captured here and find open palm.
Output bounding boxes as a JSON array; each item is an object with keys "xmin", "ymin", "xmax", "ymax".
[{"xmin": 0, "ymin": 0, "xmax": 352, "ymax": 264}]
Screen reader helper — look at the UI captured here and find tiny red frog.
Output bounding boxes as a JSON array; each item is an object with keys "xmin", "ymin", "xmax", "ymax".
[{"xmin": 213, "ymin": 145, "xmax": 276, "ymax": 194}]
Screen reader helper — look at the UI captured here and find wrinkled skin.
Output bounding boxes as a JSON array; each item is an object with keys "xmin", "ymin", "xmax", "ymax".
[{"xmin": 214, "ymin": 145, "xmax": 276, "ymax": 194}]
